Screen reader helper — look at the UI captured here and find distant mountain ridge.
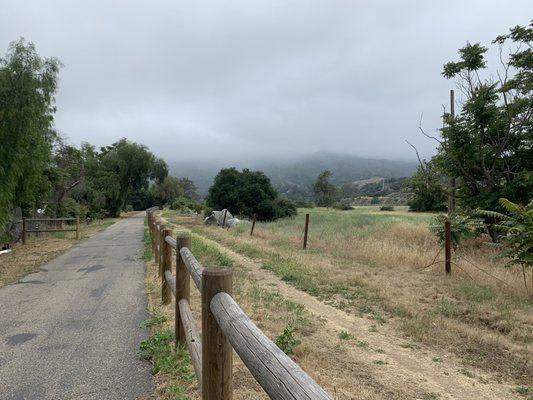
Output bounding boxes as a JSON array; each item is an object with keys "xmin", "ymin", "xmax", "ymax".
[{"xmin": 169, "ymin": 152, "xmax": 417, "ymax": 199}]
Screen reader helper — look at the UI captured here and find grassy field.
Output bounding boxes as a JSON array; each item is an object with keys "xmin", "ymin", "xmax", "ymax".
[
  {"xmin": 0, "ymin": 218, "xmax": 118, "ymax": 287},
  {"xmin": 146, "ymin": 207, "xmax": 532, "ymax": 399}
]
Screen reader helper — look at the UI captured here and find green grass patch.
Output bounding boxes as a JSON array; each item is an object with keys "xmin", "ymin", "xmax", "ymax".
[
  {"xmin": 140, "ymin": 309, "xmax": 168, "ymax": 328},
  {"xmin": 143, "ymin": 220, "xmax": 153, "ymax": 261},
  {"xmin": 262, "ymin": 254, "xmax": 319, "ymax": 296},
  {"xmin": 457, "ymin": 282, "xmax": 495, "ymax": 302},
  {"xmin": 139, "ymin": 330, "xmax": 195, "ymax": 398},
  {"xmin": 338, "ymin": 330, "xmax": 355, "ymax": 340},
  {"xmin": 191, "ymin": 234, "xmax": 233, "ymax": 268}
]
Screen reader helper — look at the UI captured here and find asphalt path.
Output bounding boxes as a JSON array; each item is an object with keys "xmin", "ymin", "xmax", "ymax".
[{"xmin": 0, "ymin": 214, "xmax": 153, "ymax": 399}]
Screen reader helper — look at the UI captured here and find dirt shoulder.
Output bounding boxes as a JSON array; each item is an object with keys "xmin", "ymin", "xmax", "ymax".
[{"xmin": 0, "ymin": 218, "xmax": 119, "ymax": 288}]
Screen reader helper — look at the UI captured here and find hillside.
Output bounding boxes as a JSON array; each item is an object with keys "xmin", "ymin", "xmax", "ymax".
[{"xmin": 169, "ymin": 152, "xmax": 417, "ymax": 199}]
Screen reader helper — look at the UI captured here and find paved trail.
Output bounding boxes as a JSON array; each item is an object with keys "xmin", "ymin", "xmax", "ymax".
[{"xmin": 0, "ymin": 215, "xmax": 153, "ymax": 400}]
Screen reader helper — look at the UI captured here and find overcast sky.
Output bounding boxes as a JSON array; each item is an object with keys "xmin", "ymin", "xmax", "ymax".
[{"xmin": 1, "ymin": 1, "xmax": 530, "ymax": 162}]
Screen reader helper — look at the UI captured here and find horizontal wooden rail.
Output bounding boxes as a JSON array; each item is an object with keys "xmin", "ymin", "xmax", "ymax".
[
  {"xmin": 164, "ymin": 270, "xmax": 176, "ymax": 296},
  {"xmin": 179, "ymin": 298, "xmax": 203, "ymax": 389},
  {"xmin": 25, "ymin": 229, "xmax": 76, "ymax": 233},
  {"xmin": 24, "ymin": 217, "xmax": 77, "ymax": 222},
  {"xmin": 22, "ymin": 216, "xmax": 80, "ymax": 244},
  {"xmin": 165, "ymin": 235, "xmax": 177, "ymax": 249},
  {"xmin": 146, "ymin": 208, "xmax": 332, "ymax": 400},
  {"xmin": 179, "ymin": 247, "xmax": 202, "ymax": 290},
  {"xmin": 211, "ymin": 292, "xmax": 332, "ymax": 400}
]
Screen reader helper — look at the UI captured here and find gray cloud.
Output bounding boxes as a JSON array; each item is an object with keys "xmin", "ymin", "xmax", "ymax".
[{"xmin": 1, "ymin": 0, "xmax": 530, "ymax": 162}]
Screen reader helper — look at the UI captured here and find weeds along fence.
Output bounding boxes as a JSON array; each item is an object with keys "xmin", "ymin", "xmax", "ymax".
[
  {"xmin": 22, "ymin": 217, "xmax": 80, "ymax": 244},
  {"xmin": 146, "ymin": 209, "xmax": 332, "ymax": 400}
]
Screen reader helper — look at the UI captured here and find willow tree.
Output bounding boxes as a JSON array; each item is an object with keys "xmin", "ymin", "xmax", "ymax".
[{"xmin": 0, "ymin": 39, "xmax": 61, "ymax": 239}]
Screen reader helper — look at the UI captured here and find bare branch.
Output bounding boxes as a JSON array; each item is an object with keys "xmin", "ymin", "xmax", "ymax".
[{"xmin": 418, "ymin": 113, "xmax": 442, "ymax": 143}]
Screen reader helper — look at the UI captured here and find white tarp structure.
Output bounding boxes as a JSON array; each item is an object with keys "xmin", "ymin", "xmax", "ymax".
[{"xmin": 204, "ymin": 209, "xmax": 240, "ymax": 227}]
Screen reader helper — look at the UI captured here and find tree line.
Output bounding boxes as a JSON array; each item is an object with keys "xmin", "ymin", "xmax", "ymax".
[{"xmin": 0, "ymin": 39, "xmax": 199, "ymax": 243}]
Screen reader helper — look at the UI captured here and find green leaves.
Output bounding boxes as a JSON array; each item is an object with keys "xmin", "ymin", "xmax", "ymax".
[
  {"xmin": 313, "ymin": 170, "xmax": 338, "ymax": 207},
  {"xmin": 275, "ymin": 326, "xmax": 302, "ymax": 355},
  {"xmin": 207, "ymin": 167, "xmax": 296, "ymax": 221},
  {"xmin": 442, "ymin": 43, "xmax": 487, "ymax": 77},
  {"xmin": 0, "ymin": 39, "xmax": 60, "ymax": 238}
]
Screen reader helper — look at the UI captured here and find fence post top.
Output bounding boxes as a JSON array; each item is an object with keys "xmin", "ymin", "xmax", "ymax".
[
  {"xmin": 175, "ymin": 232, "xmax": 191, "ymax": 239},
  {"xmin": 202, "ymin": 267, "xmax": 232, "ymax": 277}
]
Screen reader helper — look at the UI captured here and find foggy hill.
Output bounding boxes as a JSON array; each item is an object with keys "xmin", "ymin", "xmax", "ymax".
[{"xmin": 169, "ymin": 152, "xmax": 417, "ymax": 199}]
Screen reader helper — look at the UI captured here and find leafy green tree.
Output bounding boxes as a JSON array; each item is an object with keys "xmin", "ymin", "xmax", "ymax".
[
  {"xmin": 407, "ymin": 164, "xmax": 447, "ymax": 212},
  {"xmin": 432, "ymin": 23, "xmax": 532, "ymax": 239},
  {"xmin": 46, "ymin": 137, "xmax": 85, "ymax": 216},
  {"xmin": 151, "ymin": 176, "xmax": 185, "ymax": 205},
  {"xmin": 207, "ymin": 168, "xmax": 296, "ymax": 220},
  {"xmin": 178, "ymin": 177, "xmax": 199, "ymax": 200},
  {"xmin": 313, "ymin": 170, "xmax": 338, "ymax": 207},
  {"xmin": 0, "ymin": 39, "xmax": 61, "ymax": 237},
  {"xmin": 81, "ymin": 139, "xmax": 167, "ymax": 216}
]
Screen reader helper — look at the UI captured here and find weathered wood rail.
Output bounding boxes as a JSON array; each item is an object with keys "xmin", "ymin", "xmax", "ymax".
[
  {"xmin": 146, "ymin": 209, "xmax": 332, "ymax": 400},
  {"xmin": 22, "ymin": 217, "xmax": 80, "ymax": 244}
]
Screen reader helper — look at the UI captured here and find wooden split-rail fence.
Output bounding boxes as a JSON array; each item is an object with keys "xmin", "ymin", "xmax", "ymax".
[
  {"xmin": 146, "ymin": 208, "xmax": 332, "ymax": 400},
  {"xmin": 22, "ymin": 217, "xmax": 80, "ymax": 244}
]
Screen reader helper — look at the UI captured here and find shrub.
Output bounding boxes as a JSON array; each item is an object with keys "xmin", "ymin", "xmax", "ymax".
[
  {"xmin": 333, "ymin": 199, "xmax": 352, "ymax": 210},
  {"xmin": 478, "ymin": 198, "xmax": 533, "ymax": 296},
  {"xmin": 430, "ymin": 213, "xmax": 484, "ymax": 247},
  {"xmin": 170, "ymin": 197, "xmax": 198, "ymax": 212},
  {"xmin": 380, "ymin": 205, "xmax": 394, "ymax": 211},
  {"xmin": 294, "ymin": 200, "xmax": 314, "ymax": 208},
  {"xmin": 58, "ymin": 198, "xmax": 88, "ymax": 219},
  {"xmin": 275, "ymin": 326, "xmax": 301, "ymax": 355},
  {"xmin": 274, "ymin": 197, "xmax": 297, "ymax": 219}
]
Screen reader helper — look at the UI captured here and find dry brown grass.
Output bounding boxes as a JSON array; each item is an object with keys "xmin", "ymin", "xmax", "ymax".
[
  {"xmin": 0, "ymin": 218, "xmax": 119, "ymax": 287},
  {"xmin": 169, "ymin": 207, "xmax": 532, "ymax": 387},
  {"xmin": 145, "ymin": 211, "xmax": 530, "ymax": 399}
]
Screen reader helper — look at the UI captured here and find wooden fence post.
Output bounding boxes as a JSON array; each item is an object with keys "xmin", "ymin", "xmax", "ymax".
[
  {"xmin": 150, "ymin": 217, "xmax": 156, "ymax": 259},
  {"xmin": 154, "ymin": 222, "xmax": 160, "ymax": 267},
  {"xmin": 76, "ymin": 217, "xmax": 80, "ymax": 240},
  {"xmin": 202, "ymin": 268, "xmax": 233, "ymax": 400},
  {"xmin": 22, "ymin": 218, "xmax": 26, "ymax": 245},
  {"xmin": 222, "ymin": 209, "xmax": 228, "ymax": 228},
  {"xmin": 445, "ymin": 219, "xmax": 451, "ymax": 275},
  {"xmin": 162, "ymin": 227, "xmax": 173, "ymax": 304},
  {"xmin": 176, "ymin": 234, "xmax": 192, "ymax": 346},
  {"xmin": 250, "ymin": 214, "xmax": 256, "ymax": 236},
  {"xmin": 158, "ymin": 224, "xmax": 166, "ymax": 276},
  {"xmin": 303, "ymin": 213, "xmax": 310, "ymax": 250}
]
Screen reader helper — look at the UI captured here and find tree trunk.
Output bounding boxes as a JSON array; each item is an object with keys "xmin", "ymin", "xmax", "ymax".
[{"xmin": 487, "ymin": 224, "xmax": 500, "ymax": 243}]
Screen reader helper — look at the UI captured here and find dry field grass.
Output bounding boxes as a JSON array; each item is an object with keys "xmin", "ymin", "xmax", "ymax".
[
  {"xmin": 143, "ymin": 208, "xmax": 532, "ymax": 400},
  {"xmin": 0, "ymin": 218, "xmax": 120, "ymax": 287}
]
